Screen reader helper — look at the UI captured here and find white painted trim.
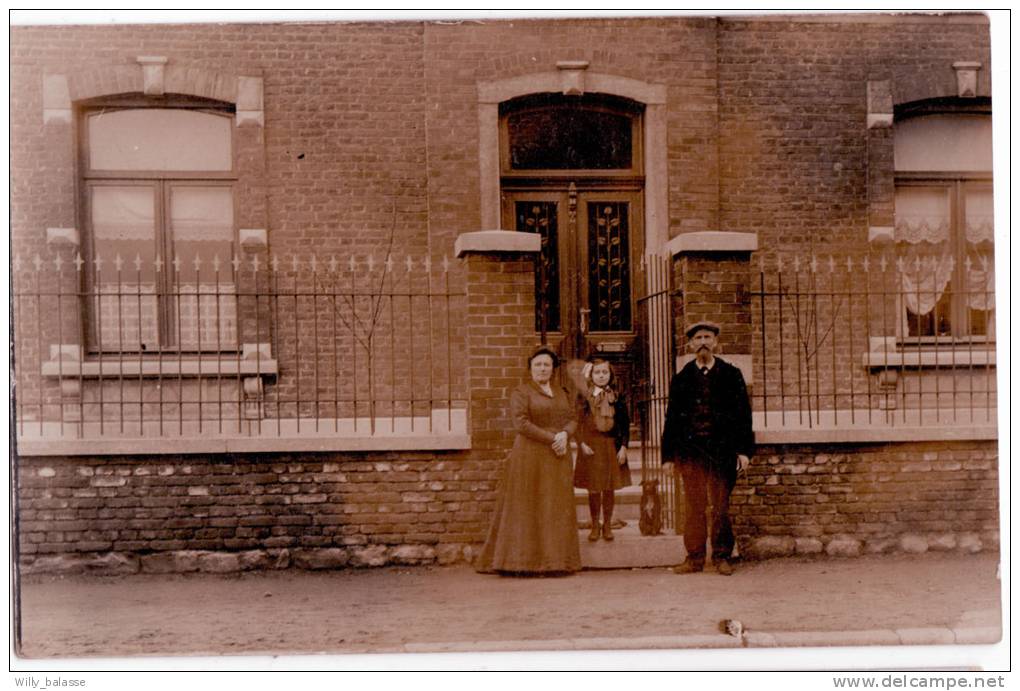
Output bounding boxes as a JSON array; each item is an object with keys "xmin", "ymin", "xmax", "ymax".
[
  {"xmin": 756, "ymin": 425, "xmax": 997, "ymax": 444},
  {"xmin": 862, "ymin": 349, "xmax": 996, "ymax": 368},
  {"xmin": 42, "ymin": 74, "xmax": 71, "ymax": 125},
  {"xmin": 478, "ymin": 71, "xmax": 666, "ymax": 105},
  {"xmin": 17, "ymin": 434, "xmax": 472, "ymax": 456},
  {"xmin": 16, "ymin": 409, "xmax": 472, "ymax": 455},
  {"xmin": 455, "ymin": 230, "xmax": 540, "ymax": 257},
  {"xmin": 868, "ymin": 113, "xmax": 894, "ymax": 129},
  {"xmin": 136, "ymin": 55, "xmax": 168, "ymax": 96},
  {"xmin": 665, "ymin": 231, "xmax": 759, "ymax": 255},
  {"xmin": 40, "ymin": 356, "xmax": 278, "ymax": 378},
  {"xmin": 46, "ymin": 227, "xmax": 79, "ymax": 246},
  {"xmin": 239, "ymin": 228, "xmax": 268, "ymax": 248},
  {"xmin": 868, "ymin": 226, "xmax": 895, "ymax": 244}
]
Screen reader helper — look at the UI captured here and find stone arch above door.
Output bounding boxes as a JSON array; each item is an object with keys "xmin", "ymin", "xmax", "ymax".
[{"xmin": 476, "ymin": 68, "xmax": 668, "ymax": 254}]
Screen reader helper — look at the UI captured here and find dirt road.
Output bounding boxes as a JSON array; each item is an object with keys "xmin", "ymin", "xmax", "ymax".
[{"xmin": 16, "ymin": 552, "xmax": 1002, "ymax": 659}]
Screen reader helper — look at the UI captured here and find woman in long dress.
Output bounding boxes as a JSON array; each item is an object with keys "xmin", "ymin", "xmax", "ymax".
[{"xmin": 475, "ymin": 346, "xmax": 581, "ymax": 575}]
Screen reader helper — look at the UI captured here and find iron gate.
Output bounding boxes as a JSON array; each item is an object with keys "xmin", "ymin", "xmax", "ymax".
[{"xmin": 635, "ymin": 253, "xmax": 681, "ymax": 533}]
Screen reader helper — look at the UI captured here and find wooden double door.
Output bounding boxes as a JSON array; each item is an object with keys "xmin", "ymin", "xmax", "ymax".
[{"xmin": 504, "ymin": 184, "xmax": 644, "ymax": 402}]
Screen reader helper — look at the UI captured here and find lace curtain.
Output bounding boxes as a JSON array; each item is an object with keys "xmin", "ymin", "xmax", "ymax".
[{"xmin": 895, "ymin": 187, "xmax": 952, "ymax": 317}]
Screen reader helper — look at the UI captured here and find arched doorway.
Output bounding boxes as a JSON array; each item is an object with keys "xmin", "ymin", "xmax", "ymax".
[{"xmin": 499, "ymin": 93, "xmax": 645, "ymax": 396}]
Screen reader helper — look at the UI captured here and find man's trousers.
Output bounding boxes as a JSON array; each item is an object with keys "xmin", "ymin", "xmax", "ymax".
[{"xmin": 679, "ymin": 460, "xmax": 736, "ymax": 564}]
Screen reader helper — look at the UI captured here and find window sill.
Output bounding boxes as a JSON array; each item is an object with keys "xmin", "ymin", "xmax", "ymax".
[
  {"xmin": 862, "ymin": 349, "xmax": 995, "ymax": 369},
  {"xmin": 41, "ymin": 356, "xmax": 278, "ymax": 378},
  {"xmin": 40, "ymin": 343, "xmax": 277, "ymax": 378}
]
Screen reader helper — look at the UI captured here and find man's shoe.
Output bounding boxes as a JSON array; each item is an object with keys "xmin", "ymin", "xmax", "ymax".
[
  {"xmin": 672, "ymin": 560, "xmax": 704, "ymax": 574},
  {"xmin": 716, "ymin": 559, "xmax": 734, "ymax": 576},
  {"xmin": 588, "ymin": 523, "xmax": 600, "ymax": 542}
]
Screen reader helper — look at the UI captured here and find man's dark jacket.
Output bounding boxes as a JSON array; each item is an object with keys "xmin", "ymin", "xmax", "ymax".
[{"xmin": 660, "ymin": 357, "xmax": 755, "ymax": 475}]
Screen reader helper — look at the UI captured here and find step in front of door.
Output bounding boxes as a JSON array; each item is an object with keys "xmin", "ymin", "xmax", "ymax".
[{"xmin": 578, "ymin": 523, "xmax": 685, "ymax": 569}]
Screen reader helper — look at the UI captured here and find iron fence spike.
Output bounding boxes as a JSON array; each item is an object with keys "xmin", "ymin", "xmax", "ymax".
[
  {"xmin": 311, "ymin": 255, "xmax": 318, "ymax": 272},
  {"xmin": 328, "ymin": 255, "xmax": 338, "ymax": 273},
  {"xmin": 192, "ymin": 254, "xmax": 202, "ymax": 272},
  {"xmin": 171, "ymin": 255, "xmax": 181, "ymax": 272},
  {"xmin": 114, "ymin": 253, "xmax": 123, "ymax": 271},
  {"xmin": 231, "ymin": 254, "xmax": 241, "ymax": 272},
  {"xmin": 442, "ymin": 255, "xmax": 449, "ymax": 273},
  {"xmin": 349, "ymin": 255, "xmax": 357, "ymax": 272},
  {"xmin": 134, "ymin": 253, "xmax": 143, "ymax": 272},
  {"xmin": 74, "ymin": 253, "xmax": 84, "ymax": 272},
  {"xmin": 271, "ymin": 254, "xmax": 280, "ymax": 272},
  {"xmin": 385, "ymin": 256, "xmax": 394, "ymax": 273},
  {"xmin": 406, "ymin": 255, "xmax": 414, "ymax": 272},
  {"xmin": 93, "ymin": 254, "xmax": 104, "ymax": 272},
  {"xmin": 212, "ymin": 254, "xmax": 221, "ymax": 272},
  {"xmin": 291, "ymin": 254, "xmax": 300, "ymax": 272},
  {"xmin": 252, "ymin": 254, "xmax": 261, "ymax": 272},
  {"xmin": 54, "ymin": 254, "xmax": 63, "ymax": 271},
  {"xmin": 423, "ymin": 256, "xmax": 431, "ymax": 273},
  {"xmin": 367, "ymin": 255, "xmax": 375, "ymax": 272}
]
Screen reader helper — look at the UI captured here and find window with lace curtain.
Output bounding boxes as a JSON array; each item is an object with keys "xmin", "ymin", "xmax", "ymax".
[
  {"xmin": 894, "ymin": 110, "xmax": 994, "ymax": 340},
  {"xmin": 81, "ymin": 99, "xmax": 237, "ymax": 352}
]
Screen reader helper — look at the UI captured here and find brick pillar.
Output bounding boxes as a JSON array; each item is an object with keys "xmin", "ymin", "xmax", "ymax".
[
  {"xmin": 667, "ymin": 231, "xmax": 757, "ymax": 378},
  {"xmin": 456, "ymin": 230, "xmax": 541, "ymax": 454}
]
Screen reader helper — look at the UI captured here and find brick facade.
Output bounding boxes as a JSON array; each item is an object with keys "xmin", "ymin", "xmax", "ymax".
[{"xmin": 11, "ymin": 15, "xmax": 998, "ymax": 571}]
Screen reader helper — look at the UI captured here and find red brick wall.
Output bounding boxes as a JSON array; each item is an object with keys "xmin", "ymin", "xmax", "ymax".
[{"xmin": 717, "ymin": 16, "xmax": 991, "ymax": 250}]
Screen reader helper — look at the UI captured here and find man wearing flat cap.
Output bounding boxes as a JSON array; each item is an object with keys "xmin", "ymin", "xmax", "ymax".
[{"xmin": 660, "ymin": 321, "xmax": 755, "ymax": 575}]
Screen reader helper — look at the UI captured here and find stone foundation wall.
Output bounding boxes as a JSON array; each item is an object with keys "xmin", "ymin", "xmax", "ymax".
[{"xmin": 733, "ymin": 440, "xmax": 1000, "ymax": 560}]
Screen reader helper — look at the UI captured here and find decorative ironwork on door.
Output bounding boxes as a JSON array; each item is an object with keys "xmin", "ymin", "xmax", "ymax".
[
  {"xmin": 515, "ymin": 201, "xmax": 560, "ymax": 334},
  {"xmin": 587, "ymin": 201, "xmax": 632, "ymax": 333}
]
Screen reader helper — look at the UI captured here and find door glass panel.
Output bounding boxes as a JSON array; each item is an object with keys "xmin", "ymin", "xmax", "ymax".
[
  {"xmin": 587, "ymin": 201, "xmax": 632, "ymax": 332},
  {"xmin": 507, "ymin": 105, "xmax": 633, "ymax": 170},
  {"xmin": 169, "ymin": 186, "xmax": 237, "ymax": 349},
  {"xmin": 515, "ymin": 201, "xmax": 561, "ymax": 332},
  {"xmin": 90, "ymin": 185, "xmax": 158, "ymax": 350}
]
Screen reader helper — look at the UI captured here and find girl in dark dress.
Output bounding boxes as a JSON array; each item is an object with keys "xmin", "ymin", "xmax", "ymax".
[{"xmin": 574, "ymin": 357, "xmax": 631, "ymax": 542}]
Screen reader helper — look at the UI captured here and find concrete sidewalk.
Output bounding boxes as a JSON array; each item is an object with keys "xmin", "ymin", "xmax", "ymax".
[{"xmin": 16, "ymin": 551, "xmax": 1003, "ymax": 660}]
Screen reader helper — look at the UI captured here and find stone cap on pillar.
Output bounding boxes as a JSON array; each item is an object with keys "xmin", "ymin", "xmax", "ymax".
[
  {"xmin": 665, "ymin": 231, "xmax": 758, "ymax": 256},
  {"xmin": 455, "ymin": 230, "xmax": 541, "ymax": 257}
]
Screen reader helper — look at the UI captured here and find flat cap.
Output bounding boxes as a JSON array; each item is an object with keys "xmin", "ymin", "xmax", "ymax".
[{"xmin": 684, "ymin": 320, "xmax": 721, "ymax": 338}]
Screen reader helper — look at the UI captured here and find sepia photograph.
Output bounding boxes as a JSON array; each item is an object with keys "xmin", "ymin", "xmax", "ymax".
[{"xmin": 7, "ymin": 9, "xmax": 1009, "ymax": 677}]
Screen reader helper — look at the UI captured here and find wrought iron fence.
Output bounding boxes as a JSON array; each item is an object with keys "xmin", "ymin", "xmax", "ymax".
[
  {"xmin": 12, "ymin": 250, "xmax": 467, "ymax": 442},
  {"xmin": 750, "ymin": 250, "xmax": 997, "ymax": 429}
]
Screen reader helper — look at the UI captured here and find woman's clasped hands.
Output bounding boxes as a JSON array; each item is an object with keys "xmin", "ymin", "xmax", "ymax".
[{"xmin": 552, "ymin": 431, "xmax": 569, "ymax": 457}]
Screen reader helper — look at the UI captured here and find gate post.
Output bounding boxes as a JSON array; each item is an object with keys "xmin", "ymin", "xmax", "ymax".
[
  {"xmin": 455, "ymin": 230, "xmax": 541, "ymax": 454},
  {"xmin": 667, "ymin": 231, "xmax": 759, "ymax": 382}
]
